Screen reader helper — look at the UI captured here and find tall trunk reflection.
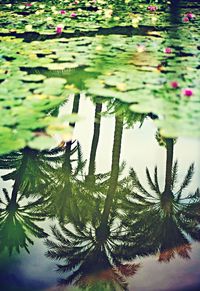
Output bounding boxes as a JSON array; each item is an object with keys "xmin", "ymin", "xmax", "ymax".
[
  {"xmin": 45, "ymin": 113, "xmax": 142, "ymax": 290},
  {"xmin": 87, "ymin": 102, "xmax": 102, "ymax": 180}
]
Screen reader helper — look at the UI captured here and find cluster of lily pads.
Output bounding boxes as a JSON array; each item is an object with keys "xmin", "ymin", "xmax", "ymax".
[
  {"xmin": 0, "ymin": 0, "xmax": 200, "ymax": 154},
  {"xmin": 0, "ymin": 0, "xmax": 174, "ymax": 36},
  {"xmin": 0, "ymin": 36, "xmax": 79, "ymax": 154}
]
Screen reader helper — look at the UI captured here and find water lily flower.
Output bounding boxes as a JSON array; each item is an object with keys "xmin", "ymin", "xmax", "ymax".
[
  {"xmin": 85, "ymin": 2, "xmax": 91, "ymax": 7},
  {"xmin": 170, "ymin": 81, "xmax": 179, "ymax": 89},
  {"xmin": 137, "ymin": 44, "xmax": 145, "ymax": 53},
  {"xmin": 25, "ymin": 3, "xmax": 32, "ymax": 7},
  {"xmin": 186, "ymin": 12, "xmax": 195, "ymax": 20},
  {"xmin": 164, "ymin": 47, "xmax": 172, "ymax": 54},
  {"xmin": 70, "ymin": 12, "xmax": 77, "ymax": 18},
  {"xmin": 46, "ymin": 17, "xmax": 53, "ymax": 22},
  {"xmin": 35, "ymin": 10, "xmax": 44, "ymax": 15},
  {"xmin": 182, "ymin": 16, "xmax": 189, "ymax": 23},
  {"xmin": 116, "ymin": 83, "xmax": 126, "ymax": 91},
  {"xmin": 25, "ymin": 24, "xmax": 33, "ymax": 31},
  {"xmin": 147, "ymin": 6, "xmax": 157, "ymax": 12},
  {"xmin": 104, "ymin": 9, "xmax": 113, "ymax": 19},
  {"xmin": 60, "ymin": 10, "xmax": 66, "ymax": 14},
  {"xmin": 113, "ymin": 16, "xmax": 120, "ymax": 21},
  {"xmin": 56, "ymin": 25, "xmax": 64, "ymax": 34},
  {"xmin": 95, "ymin": 45, "xmax": 103, "ymax": 51},
  {"xmin": 182, "ymin": 88, "xmax": 193, "ymax": 97},
  {"xmin": 131, "ymin": 15, "xmax": 142, "ymax": 28}
]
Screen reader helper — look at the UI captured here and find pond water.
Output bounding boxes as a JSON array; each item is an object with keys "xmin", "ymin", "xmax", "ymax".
[{"xmin": 0, "ymin": 1, "xmax": 200, "ymax": 291}]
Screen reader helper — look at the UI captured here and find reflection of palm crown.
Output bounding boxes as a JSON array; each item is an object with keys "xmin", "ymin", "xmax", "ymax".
[
  {"xmin": 0, "ymin": 187, "xmax": 48, "ymax": 255},
  {"xmin": 0, "ymin": 148, "xmax": 60, "ymax": 255},
  {"xmin": 46, "ymin": 214, "xmax": 140, "ymax": 290},
  {"xmin": 0, "ymin": 148, "xmax": 61, "ymax": 197},
  {"xmin": 123, "ymin": 138, "xmax": 200, "ymax": 262}
]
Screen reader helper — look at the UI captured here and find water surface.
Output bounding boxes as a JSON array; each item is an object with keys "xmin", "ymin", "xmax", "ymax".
[{"xmin": 0, "ymin": 1, "xmax": 200, "ymax": 290}]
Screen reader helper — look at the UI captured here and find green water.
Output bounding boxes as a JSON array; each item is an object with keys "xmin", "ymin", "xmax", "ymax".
[{"xmin": 0, "ymin": 1, "xmax": 200, "ymax": 290}]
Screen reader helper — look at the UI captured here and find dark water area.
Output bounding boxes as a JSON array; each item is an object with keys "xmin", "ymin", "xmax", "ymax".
[{"xmin": 0, "ymin": 0, "xmax": 200, "ymax": 290}]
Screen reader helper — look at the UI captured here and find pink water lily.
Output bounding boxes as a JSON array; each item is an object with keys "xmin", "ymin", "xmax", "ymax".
[
  {"xmin": 60, "ymin": 10, "xmax": 66, "ymax": 14},
  {"xmin": 25, "ymin": 3, "xmax": 32, "ymax": 7},
  {"xmin": 170, "ymin": 81, "xmax": 179, "ymax": 89},
  {"xmin": 186, "ymin": 12, "xmax": 195, "ymax": 20},
  {"xmin": 147, "ymin": 6, "xmax": 157, "ymax": 11},
  {"xmin": 164, "ymin": 47, "xmax": 172, "ymax": 54},
  {"xmin": 56, "ymin": 25, "xmax": 63, "ymax": 34},
  {"xmin": 182, "ymin": 16, "xmax": 189, "ymax": 23},
  {"xmin": 70, "ymin": 12, "xmax": 77, "ymax": 18},
  {"xmin": 182, "ymin": 88, "xmax": 193, "ymax": 97}
]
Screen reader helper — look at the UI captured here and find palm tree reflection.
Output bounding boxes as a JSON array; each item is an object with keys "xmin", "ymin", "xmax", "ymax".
[
  {"xmin": 123, "ymin": 134, "xmax": 200, "ymax": 262},
  {"xmin": 0, "ymin": 146, "xmax": 66, "ymax": 255},
  {"xmin": 0, "ymin": 178, "xmax": 48, "ymax": 255},
  {"xmin": 45, "ymin": 115, "xmax": 141, "ymax": 290},
  {"xmin": 0, "ymin": 147, "xmax": 60, "ymax": 197},
  {"xmin": 40, "ymin": 94, "xmax": 85, "ymax": 222},
  {"xmin": 44, "ymin": 140, "xmax": 87, "ymax": 222},
  {"xmin": 44, "ymin": 100, "xmax": 107, "ymax": 222}
]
